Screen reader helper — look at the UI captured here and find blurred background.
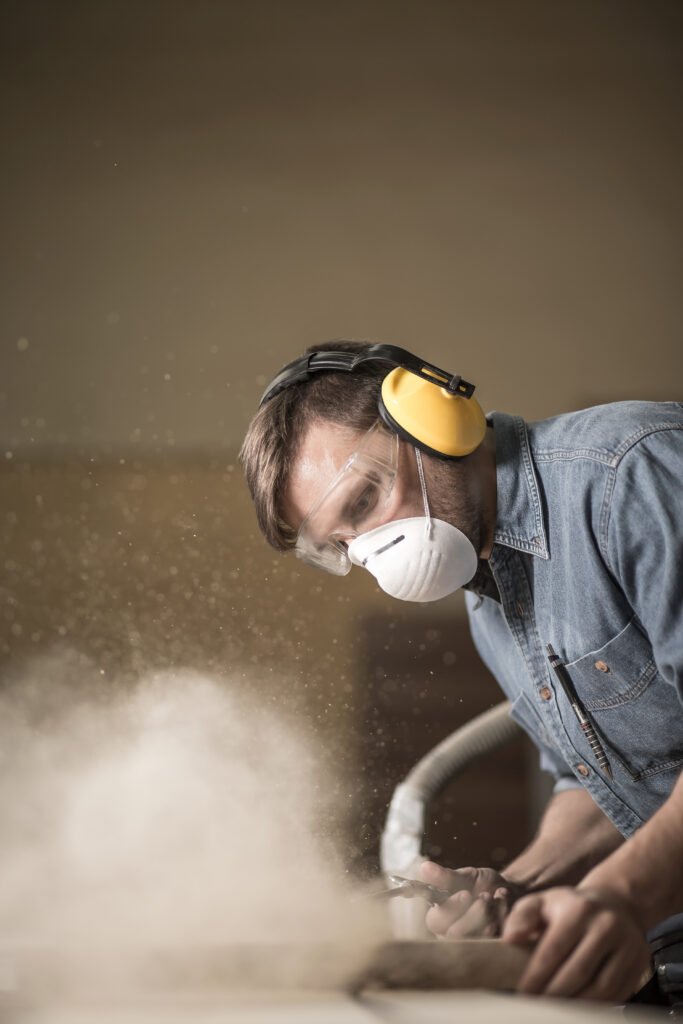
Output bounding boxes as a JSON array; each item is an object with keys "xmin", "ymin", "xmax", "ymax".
[{"xmin": 1, "ymin": 0, "xmax": 681, "ymax": 877}]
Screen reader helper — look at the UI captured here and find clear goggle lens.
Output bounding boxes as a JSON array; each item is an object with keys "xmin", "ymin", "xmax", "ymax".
[{"xmin": 294, "ymin": 420, "xmax": 399, "ymax": 575}]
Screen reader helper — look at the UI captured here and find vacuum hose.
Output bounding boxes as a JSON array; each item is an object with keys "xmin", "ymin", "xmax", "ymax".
[{"xmin": 380, "ymin": 700, "xmax": 521, "ymax": 879}]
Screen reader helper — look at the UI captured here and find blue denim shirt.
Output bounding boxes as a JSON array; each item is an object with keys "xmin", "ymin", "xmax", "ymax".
[{"xmin": 465, "ymin": 402, "xmax": 683, "ymax": 837}]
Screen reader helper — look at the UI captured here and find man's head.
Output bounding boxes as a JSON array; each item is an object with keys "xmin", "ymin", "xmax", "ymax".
[
  {"xmin": 239, "ymin": 340, "xmax": 495, "ymax": 599},
  {"xmin": 240, "ymin": 341, "xmax": 385, "ymax": 552}
]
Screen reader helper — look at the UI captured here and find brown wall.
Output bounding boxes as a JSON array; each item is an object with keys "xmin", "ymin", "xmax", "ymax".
[{"xmin": 2, "ymin": 0, "xmax": 681, "ymax": 453}]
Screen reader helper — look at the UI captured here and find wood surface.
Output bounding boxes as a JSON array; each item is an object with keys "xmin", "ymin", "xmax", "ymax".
[
  {"xmin": 354, "ymin": 939, "xmax": 531, "ymax": 991},
  {"xmin": 1, "ymin": 939, "xmax": 531, "ymax": 999}
]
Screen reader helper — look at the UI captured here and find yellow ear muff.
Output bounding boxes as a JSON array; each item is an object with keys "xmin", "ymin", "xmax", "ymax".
[{"xmin": 380, "ymin": 367, "xmax": 487, "ymax": 457}]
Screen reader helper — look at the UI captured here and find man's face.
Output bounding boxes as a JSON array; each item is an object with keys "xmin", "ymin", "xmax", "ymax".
[
  {"xmin": 282, "ymin": 419, "xmax": 424, "ymax": 547},
  {"xmin": 283, "ymin": 417, "xmax": 492, "ymax": 575}
]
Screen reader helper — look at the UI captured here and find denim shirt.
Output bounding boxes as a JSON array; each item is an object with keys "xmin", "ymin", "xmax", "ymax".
[{"xmin": 465, "ymin": 402, "xmax": 683, "ymax": 837}]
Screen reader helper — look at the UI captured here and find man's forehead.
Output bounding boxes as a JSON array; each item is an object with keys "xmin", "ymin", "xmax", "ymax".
[
  {"xmin": 294, "ymin": 421, "xmax": 361, "ymax": 481},
  {"xmin": 284, "ymin": 420, "xmax": 364, "ymax": 527}
]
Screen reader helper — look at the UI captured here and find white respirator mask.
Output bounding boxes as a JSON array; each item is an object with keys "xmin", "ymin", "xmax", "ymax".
[{"xmin": 347, "ymin": 448, "xmax": 478, "ymax": 603}]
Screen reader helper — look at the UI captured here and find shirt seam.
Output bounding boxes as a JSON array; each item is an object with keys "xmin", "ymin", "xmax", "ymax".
[
  {"xmin": 632, "ymin": 756, "xmax": 683, "ymax": 780},
  {"xmin": 534, "ymin": 421, "xmax": 683, "ymax": 469},
  {"xmin": 599, "ymin": 422, "xmax": 683, "ymax": 564},
  {"xmin": 565, "ymin": 615, "xmax": 635, "ymax": 667},
  {"xmin": 534, "ymin": 449, "xmax": 615, "ymax": 465},
  {"xmin": 581, "ymin": 658, "xmax": 657, "ymax": 711},
  {"xmin": 492, "ymin": 415, "xmax": 549, "ymax": 558},
  {"xmin": 515, "ymin": 417, "xmax": 548, "ymax": 551}
]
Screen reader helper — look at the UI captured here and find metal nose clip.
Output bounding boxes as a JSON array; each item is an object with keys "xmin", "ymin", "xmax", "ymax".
[{"xmin": 361, "ymin": 534, "xmax": 405, "ymax": 568}]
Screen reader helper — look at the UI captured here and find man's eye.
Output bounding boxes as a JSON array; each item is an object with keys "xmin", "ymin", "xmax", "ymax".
[{"xmin": 351, "ymin": 485, "xmax": 378, "ymax": 524}]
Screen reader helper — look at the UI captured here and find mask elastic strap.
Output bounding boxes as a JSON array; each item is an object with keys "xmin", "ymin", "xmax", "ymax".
[{"xmin": 414, "ymin": 448, "xmax": 433, "ymax": 539}]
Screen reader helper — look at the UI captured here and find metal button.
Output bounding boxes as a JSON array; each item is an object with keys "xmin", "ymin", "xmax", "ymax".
[
  {"xmin": 594, "ymin": 660, "xmax": 610, "ymax": 673},
  {"xmin": 539, "ymin": 686, "xmax": 552, "ymax": 701},
  {"xmin": 576, "ymin": 763, "xmax": 590, "ymax": 777}
]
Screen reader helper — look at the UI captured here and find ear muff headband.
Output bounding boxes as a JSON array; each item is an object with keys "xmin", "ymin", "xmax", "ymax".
[{"xmin": 259, "ymin": 343, "xmax": 487, "ymax": 459}]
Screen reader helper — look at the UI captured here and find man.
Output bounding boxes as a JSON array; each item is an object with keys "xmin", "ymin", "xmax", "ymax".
[{"xmin": 240, "ymin": 339, "xmax": 683, "ymax": 1002}]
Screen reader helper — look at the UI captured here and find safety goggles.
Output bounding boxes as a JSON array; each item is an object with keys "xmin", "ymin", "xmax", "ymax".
[{"xmin": 295, "ymin": 419, "xmax": 399, "ymax": 575}]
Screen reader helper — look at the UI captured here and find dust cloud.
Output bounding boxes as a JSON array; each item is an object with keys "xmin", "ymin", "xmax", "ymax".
[{"xmin": 0, "ymin": 652, "xmax": 388, "ymax": 994}]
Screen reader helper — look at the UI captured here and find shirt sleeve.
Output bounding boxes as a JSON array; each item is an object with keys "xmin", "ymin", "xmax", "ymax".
[
  {"xmin": 551, "ymin": 774, "xmax": 583, "ymax": 794},
  {"xmin": 604, "ymin": 422, "xmax": 683, "ymax": 700}
]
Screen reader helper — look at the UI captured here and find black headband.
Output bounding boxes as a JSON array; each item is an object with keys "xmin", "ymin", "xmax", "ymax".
[{"xmin": 259, "ymin": 343, "xmax": 474, "ymax": 406}]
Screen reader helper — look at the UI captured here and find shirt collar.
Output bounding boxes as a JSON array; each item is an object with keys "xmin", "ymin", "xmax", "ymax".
[{"xmin": 490, "ymin": 412, "xmax": 549, "ymax": 560}]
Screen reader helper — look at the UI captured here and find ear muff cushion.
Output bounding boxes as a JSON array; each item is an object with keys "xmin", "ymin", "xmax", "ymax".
[{"xmin": 380, "ymin": 367, "xmax": 487, "ymax": 457}]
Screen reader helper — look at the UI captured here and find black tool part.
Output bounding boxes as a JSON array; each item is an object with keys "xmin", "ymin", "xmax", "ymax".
[{"xmin": 627, "ymin": 913, "xmax": 683, "ymax": 1014}]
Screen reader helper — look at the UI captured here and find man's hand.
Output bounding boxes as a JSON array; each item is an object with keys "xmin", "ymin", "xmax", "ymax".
[
  {"xmin": 501, "ymin": 886, "xmax": 651, "ymax": 1001},
  {"xmin": 419, "ymin": 860, "xmax": 524, "ymax": 938}
]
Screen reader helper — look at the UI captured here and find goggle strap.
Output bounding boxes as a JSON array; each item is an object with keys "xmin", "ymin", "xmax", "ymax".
[{"xmin": 414, "ymin": 448, "xmax": 433, "ymax": 540}]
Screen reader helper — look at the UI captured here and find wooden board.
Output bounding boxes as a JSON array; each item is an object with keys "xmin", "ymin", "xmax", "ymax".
[
  {"xmin": 354, "ymin": 939, "xmax": 530, "ymax": 992},
  {"xmin": 0, "ymin": 940, "xmax": 530, "ymax": 1001}
]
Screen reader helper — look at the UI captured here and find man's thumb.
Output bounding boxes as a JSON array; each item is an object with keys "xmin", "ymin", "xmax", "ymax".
[
  {"xmin": 420, "ymin": 859, "xmax": 480, "ymax": 890},
  {"xmin": 419, "ymin": 860, "xmax": 454, "ymax": 887}
]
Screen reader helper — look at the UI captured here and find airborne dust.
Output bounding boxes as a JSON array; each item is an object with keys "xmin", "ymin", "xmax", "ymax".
[{"xmin": 0, "ymin": 655, "xmax": 388, "ymax": 992}]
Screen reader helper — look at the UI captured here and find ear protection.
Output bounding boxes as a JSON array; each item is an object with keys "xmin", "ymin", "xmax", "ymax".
[{"xmin": 259, "ymin": 343, "xmax": 487, "ymax": 459}]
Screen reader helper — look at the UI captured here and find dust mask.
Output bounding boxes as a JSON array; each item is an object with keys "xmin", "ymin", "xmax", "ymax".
[{"xmin": 347, "ymin": 448, "xmax": 478, "ymax": 602}]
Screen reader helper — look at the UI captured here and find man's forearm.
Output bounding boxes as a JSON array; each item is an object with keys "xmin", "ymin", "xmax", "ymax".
[
  {"xmin": 580, "ymin": 769, "xmax": 683, "ymax": 931},
  {"xmin": 503, "ymin": 787, "xmax": 624, "ymax": 891}
]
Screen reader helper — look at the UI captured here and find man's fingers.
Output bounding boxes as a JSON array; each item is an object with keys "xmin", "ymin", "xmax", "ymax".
[
  {"xmin": 544, "ymin": 921, "xmax": 647, "ymax": 1001},
  {"xmin": 419, "ymin": 860, "xmax": 476, "ymax": 893},
  {"xmin": 580, "ymin": 940, "xmax": 651, "ymax": 1002},
  {"xmin": 426, "ymin": 891, "xmax": 507, "ymax": 941},
  {"xmin": 421, "ymin": 863, "xmax": 519, "ymax": 939},
  {"xmin": 419, "ymin": 860, "xmax": 454, "ymax": 888},
  {"xmin": 447, "ymin": 892, "xmax": 502, "ymax": 939},
  {"xmin": 516, "ymin": 908, "xmax": 595, "ymax": 994},
  {"xmin": 425, "ymin": 889, "xmax": 472, "ymax": 935},
  {"xmin": 501, "ymin": 893, "xmax": 545, "ymax": 944},
  {"xmin": 502, "ymin": 887, "xmax": 651, "ymax": 1001},
  {"xmin": 492, "ymin": 889, "xmax": 510, "ymax": 930},
  {"xmin": 493, "ymin": 887, "xmax": 512, "ymax": 921},
  {"xmin": 542, "ymin": 927, "xmax": 614, "ymax": 997}
]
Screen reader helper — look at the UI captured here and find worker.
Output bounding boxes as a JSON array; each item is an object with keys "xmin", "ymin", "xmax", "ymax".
[{"xmin": 239, "ymin": 340, "xmax": 683, "ymax": 1002}]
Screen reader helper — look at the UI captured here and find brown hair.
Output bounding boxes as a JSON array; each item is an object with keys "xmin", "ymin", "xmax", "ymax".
[{"xmin": 239, "ymin": 341, "xmax": 386, "ymax": 551}]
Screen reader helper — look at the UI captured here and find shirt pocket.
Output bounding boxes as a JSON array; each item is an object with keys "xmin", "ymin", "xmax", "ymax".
[{"xmin": 565, "ymin": 618, "xmax": 683, "ymax": 780}]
